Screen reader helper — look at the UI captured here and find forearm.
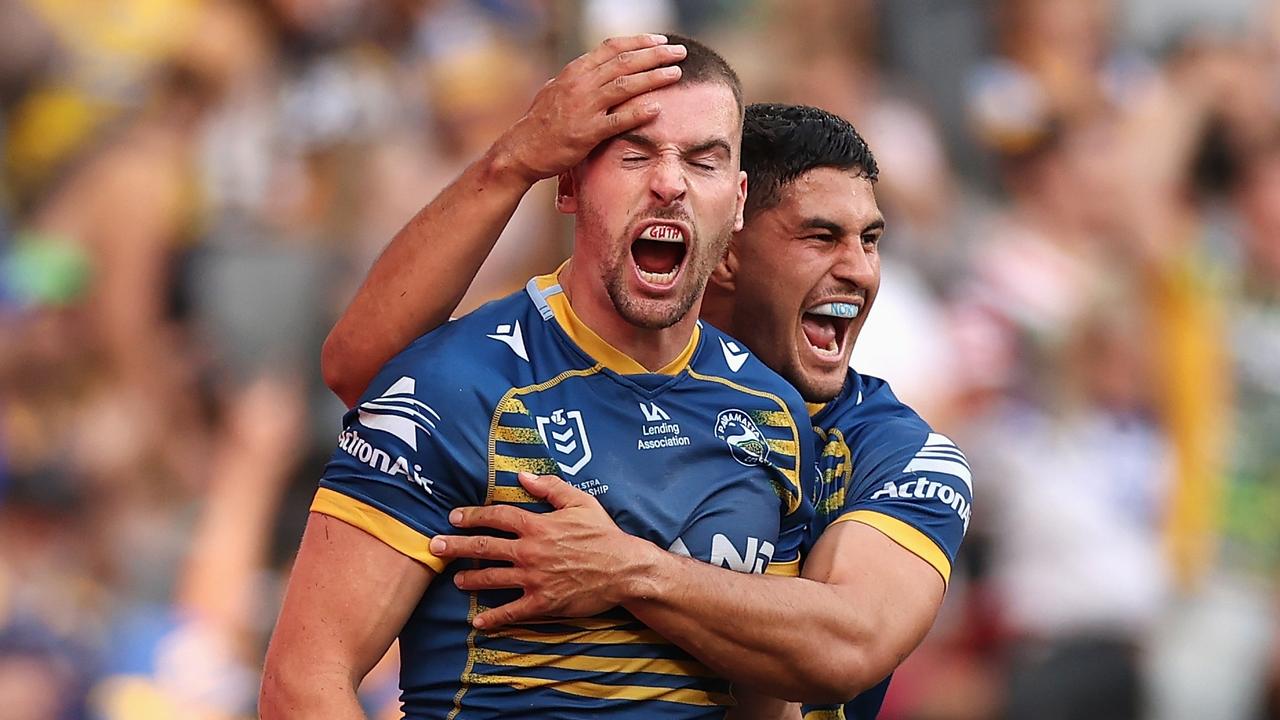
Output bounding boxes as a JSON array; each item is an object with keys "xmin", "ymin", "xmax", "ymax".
[
  {"xmin": 623, "ymin": 547, "xmax": 877, "ymax": 703},
  {"xmin": 322, "ymin": 147, "xmax": 534, "ymax": 406}
]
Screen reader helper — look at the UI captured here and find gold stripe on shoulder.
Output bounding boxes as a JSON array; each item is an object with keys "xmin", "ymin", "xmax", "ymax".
[
  {"xmin": 494, "ymin": 426, "xmax": 542, "ymax": 444},
  {"xmin": 803, "ymin": 709, "xmax": 846, "ymax": 720},
  {"xmin": 766, "ymin": 438, "xmax": 798, "ymax": 457},
  {"xmin": 497, "ymin": 396, "xmax": 529, "ymax": 415},
  {"xmin": 832, "ymin": 510, "xmax": 952, "ymax": 585},
  {"xmin": 493, "ymin": 455, "xmax": 560, "ymax": 476},
  {"xmin": 751, "ymin": 409, "xmax": 793, "ymax": 428},
  {"xmin": 310, "ymin": 488, "xmax": 446, "ymax": 573}
]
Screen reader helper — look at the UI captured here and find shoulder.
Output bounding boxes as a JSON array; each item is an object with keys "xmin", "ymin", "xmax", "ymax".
[
  {"xmin": 355, "ymin": 290, "xmax": 539, "ymax": 409},
  {"xmin": 690, "ymin": 322, "xmax": 810, "ymax": 419},
  {"xmin": 824, "ymin": 372, "xmax": 939, "ymax": 453}
]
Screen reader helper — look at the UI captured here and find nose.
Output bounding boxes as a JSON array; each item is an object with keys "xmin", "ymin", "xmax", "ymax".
[
  {"xmin": 832, "ymin": 239, "xmax": 877, "ymax": 289},
  {"xmin": 648, "ymin": 156, "xmax": 687, "ymax": 205}
]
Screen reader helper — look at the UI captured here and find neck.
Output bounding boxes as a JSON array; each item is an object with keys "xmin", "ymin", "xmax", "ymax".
[
  {"xmin": 698, "ymin": 281, "xmax": 734, "ymax": 333},
  {"xmin": 559, "ymin": 259, "xmax": 701, "ymax": 372}
]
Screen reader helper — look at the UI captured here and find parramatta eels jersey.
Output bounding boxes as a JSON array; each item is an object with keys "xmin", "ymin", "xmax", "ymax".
[
  {"xmin": 802, "ymin": 371, "xmax": 973, "ymax": 720},
  {"xmin": 313, "ymin": 268, "xmax": 814, "ymax": 719}
]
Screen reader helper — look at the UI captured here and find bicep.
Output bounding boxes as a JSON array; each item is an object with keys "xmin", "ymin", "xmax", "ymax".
[
  {"xmin": 267, "ymin": 512, "xmax": 435, "ymax": 686},
  {"xmin": 801, "ymin": 519, "xmax": 944, "ymax": 677}
]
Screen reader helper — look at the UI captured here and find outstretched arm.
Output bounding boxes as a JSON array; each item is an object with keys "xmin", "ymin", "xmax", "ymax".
[
  {"xmin": 322, "ymin": 34, "xmax": 688, "ymax": 406},
  {"xmin": 431, "ymin": 473, "xmax": 945, "ymax": 704}
]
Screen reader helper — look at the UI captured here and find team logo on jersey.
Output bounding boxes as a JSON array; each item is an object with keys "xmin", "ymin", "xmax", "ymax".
[
  {"xmin": 714, "ymin": 409, "xmax": 770, "ymax": 466},
  {"xmin": 535, "ymin": 408, "xmax": 593, "ymax": 475},
  {"xmin": 356, "ymin": 376, "xmax": 440, "ymax": 451}
]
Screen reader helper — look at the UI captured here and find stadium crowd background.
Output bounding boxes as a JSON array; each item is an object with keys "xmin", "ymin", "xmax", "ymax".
[{"xmin": 0, "ymin": 0, "xmax": 1277, "ymax": 718}]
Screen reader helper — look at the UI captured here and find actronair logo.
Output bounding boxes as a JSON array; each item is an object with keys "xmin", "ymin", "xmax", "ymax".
[
  {"xmin": 357, "ymin": 376, "xmax": 440, "ymax": 451},
  {"xmin": 871, "ymin": 477, "xmax": 971, "ymax": 533},
  {"xmin": 337, "ymin": 429, "xmax": 434, "ymax": 494}
]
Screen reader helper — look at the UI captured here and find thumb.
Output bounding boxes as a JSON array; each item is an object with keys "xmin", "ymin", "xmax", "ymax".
[{"xmin": 517, "ymin": 472, "xmax": 593, "ymax": 510}]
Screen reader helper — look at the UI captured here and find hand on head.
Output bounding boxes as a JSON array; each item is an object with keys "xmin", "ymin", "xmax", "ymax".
[{"xmin": 492, "ymin": 34, "xmax": 687, "ymax": 185}]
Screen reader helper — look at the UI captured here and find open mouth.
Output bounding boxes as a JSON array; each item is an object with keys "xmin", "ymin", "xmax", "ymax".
[
  {"xmin": 630, "ymin": 223, "xmax": 688, "ymax": 289},
  {"xmin": 801, "ymin": 301, "xmax": 859, "ymax": 360}
]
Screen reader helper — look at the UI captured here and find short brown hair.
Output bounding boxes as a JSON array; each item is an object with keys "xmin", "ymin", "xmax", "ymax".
[{"xmin": 664, "ymin": 32, "xmax": 743, "ymax": 119}]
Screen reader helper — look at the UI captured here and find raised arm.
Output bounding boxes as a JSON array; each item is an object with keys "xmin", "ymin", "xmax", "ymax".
[
  {"xmin": 322, "ymin": 34, "xmax": 688, "ymax": 406},
  {"xmin": 430, "ymin": 472, "xmax": 947, "ymax": 704},
  {"xmin": 259, "ymin": 513, "xmax": 435, "ymax": 719}
]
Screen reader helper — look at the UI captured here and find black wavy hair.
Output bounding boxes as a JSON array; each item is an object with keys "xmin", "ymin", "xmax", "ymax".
[{"xmin": 741, "ymin": 103, "xmax": 878, "ymax": 219}]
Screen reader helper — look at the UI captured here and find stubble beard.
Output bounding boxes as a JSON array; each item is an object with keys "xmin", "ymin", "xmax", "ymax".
[{"xmin": 582, "ymin": 201, "xmax": 735, "ymax": 330}]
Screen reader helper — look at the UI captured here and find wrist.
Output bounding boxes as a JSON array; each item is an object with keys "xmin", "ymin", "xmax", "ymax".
[
  {"xmin": 481, "ymin": 136, "xmax": 538, "ymax": 191},
  {"xmin": 614, "ymin": 536, "xmax": 672, "ymax": 605}
]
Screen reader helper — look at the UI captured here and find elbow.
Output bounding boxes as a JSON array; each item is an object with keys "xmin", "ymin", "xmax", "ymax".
[
  {"xmin": 320, "ymin": 332, "xmax": 362, "ymax": 409},
  {"xmin": 259, "ymin": 660, "xmax": 303, "ymax": 720},
  {"xmin": 792, "ymin": 648, "xmax": 886, "ymax": 705}
]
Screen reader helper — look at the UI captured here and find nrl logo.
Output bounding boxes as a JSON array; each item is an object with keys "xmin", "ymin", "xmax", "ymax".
[
  {"xmin": 714, "ymin": 409, "xmax": 770, "ymax": 467},
  {"xmin": 535, "ymin": 408, "xmax": 593, "ymax": 475}
]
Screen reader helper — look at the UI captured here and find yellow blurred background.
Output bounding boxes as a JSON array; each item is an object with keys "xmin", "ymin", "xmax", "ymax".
[{"xmin": 1, "ymin": 1, "xmax": 1278, "ymax": 718}]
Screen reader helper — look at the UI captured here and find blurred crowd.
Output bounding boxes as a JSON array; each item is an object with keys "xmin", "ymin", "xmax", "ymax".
[{"xmin": 0, "ymin": 1, "xmax": 1277, "ymax": 719}]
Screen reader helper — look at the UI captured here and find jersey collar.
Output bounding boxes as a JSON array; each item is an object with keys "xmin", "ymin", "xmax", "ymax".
[{"xmin": 526, "ymin": 263, "xmax": 700, "ymax": 376}]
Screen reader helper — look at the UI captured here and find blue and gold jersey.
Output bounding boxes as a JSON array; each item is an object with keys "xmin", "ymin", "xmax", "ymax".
[
  {"xmin": 314, "ymin": 268, "xmax": 814, "ymax": 719},
  {"xmin": 803, "ymin": 371, "xmax": 973, "ymax": 720}
]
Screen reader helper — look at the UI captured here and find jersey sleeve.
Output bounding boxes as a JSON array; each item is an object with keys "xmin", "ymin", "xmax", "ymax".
[
  {"xmin": 313, "ymin": 340, "xmax": 490, "ymax": 572},
  {"xmin": 833, "ymin": 426, "xmax": 972, "ymax": 586}
]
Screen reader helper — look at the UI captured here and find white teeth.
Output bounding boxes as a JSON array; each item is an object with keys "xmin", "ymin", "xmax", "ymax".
[
  {"xmin": 639, "ymin": 225, "xmax": 685, "ymax": 243},
  {"xmin": 810, "ymin": 337, "xmax": 840, "ymax": 357},
  {"xmin": 638, "ymin": 267, "xmax": 679, "ymax": 285},
  {"xmin": 808, "ymin": 302, "xmax": 859, "ymax": 318}
]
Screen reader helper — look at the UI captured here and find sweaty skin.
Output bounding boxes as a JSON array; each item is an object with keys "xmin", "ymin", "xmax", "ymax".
[{"xmin": 318, "ymin": 100, "xmax": 949, "ymax": 712}]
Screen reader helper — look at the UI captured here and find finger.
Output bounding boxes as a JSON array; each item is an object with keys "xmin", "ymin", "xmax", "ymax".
[
  {"xmin": 473, "ymin": 596, "xmax": 544, "ymax": 630},
  {"xmin": 430, "ymin": 534, "xmax": 519, "ymax": 562},
  {"xmin": 598, "ymin": 93, "xmax": 663, "ymax": 136},
  {"xmin": 599, "ymin": 65, "xmax": 682, "ymax": 108},
  {"xmin": 578, "ymin": 34, "xmax": 669, "ymax": 71},
  {"xmin": 517, "ymin": 471, "xmax": 598, "ymax": 511},
  {"xmin": 454, "ymin": 566, "xmax": 525, "ymax": 591},
  {"xmin": 591, "ymin": 44, "xmax": 687, "ymax": 93},
  {"xmin": 449, "ymin": 504, "xmax": 532, "ymax": 534}
]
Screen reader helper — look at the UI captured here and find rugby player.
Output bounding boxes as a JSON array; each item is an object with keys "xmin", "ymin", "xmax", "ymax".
[
  {"xmin": 318, "ymin": 40, "xmax": 973, "ymax": 718},
  {"xmin": 261, "ymin": 34, "xmax": 818, "ymax": 720}
]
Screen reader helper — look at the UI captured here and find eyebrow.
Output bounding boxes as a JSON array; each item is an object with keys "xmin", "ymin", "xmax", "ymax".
[
  {"xmin": 616, "ymin": 133, "xmax": 733, "ymax": 159},
  {"xmin": 800, "ymin": 217, "xmax": 886, "ymax": 235}
]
